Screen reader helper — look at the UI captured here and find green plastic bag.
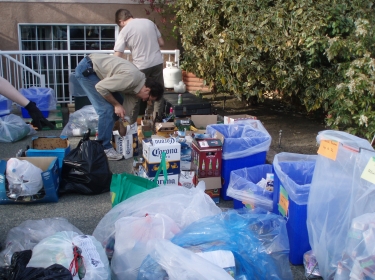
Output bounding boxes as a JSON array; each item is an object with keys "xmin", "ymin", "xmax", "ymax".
[{"xmin": 110, "ymin": 152, "xmax": 168, "ymax": 207}]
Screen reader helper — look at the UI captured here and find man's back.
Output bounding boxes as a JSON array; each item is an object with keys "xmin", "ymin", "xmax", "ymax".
[{"xmin": 114, "ymin": 18, "xmax": 163, "ymax": 70}]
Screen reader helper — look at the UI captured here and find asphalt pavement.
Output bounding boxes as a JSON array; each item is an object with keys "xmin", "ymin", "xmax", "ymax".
[{"xmin": 0, "ymin": 111, "xmax": 307, "ymax": 279}]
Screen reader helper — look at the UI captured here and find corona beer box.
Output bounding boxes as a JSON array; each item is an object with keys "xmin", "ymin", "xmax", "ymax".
[
  {"xmin": 142, "ymin": 159, "xmax": 181, "ymax": 177},
  {"xmin": 141, "ymin": 173, "xmax": 179, "ymax": 186},
  {"xmin": 191, "ymin": 138, "xmax": 222, "ymax": 178},
  {"xmin": 0, "ymin": 157, "xmax": 60, "ymax": 204},
  {"xmin": 142, "ymin": 138, "xmax": 181, "ymax": 163},
  {"xmin": 113, "ymin": 123, "xmax": 139, "ymax": 159}
]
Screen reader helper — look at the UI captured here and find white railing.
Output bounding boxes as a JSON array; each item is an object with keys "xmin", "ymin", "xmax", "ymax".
[{"xmin": 0, "ymin": 49, "xmax": 180, "ymax": 104}]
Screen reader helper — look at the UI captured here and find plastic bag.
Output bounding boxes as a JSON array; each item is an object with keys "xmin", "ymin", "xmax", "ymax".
[
  {"xmin": 5, "ymin": 158, "xmax": 43, "ymax": 199},
  {"xmin": 307, "ymin": 130, "xmax": 374, "ymax": 280},
  {"xmin": 138, "ymin": 208, "xmax": 293, "ymax": 280},
  {"xmin": 206, "ymin": 120, "xmax": 271, "ymax": 160},
  {"xmin": 303, "ymin": 250, "xmax": 321, "ymax": 279},
  {"xmin": 60, "ymin": 130, "xmax": 112, "ymax": 195},
  {"xmin": 138, "ymin": 239, "xmax": 234, "ymax": 280},
  {"xmin": 61, "ymin": 105, "xmax": 98, "ymax": 137},
  {"xmin": 27, "ymin": 231, "xmax": 110, "ymax": 280},
  {"xmin": 110, "ymin": 152, "xmax": 167, "ymax": 207},
  {"xmin": 227, "ymin": 164, "xmax": 274, "ymax": 211},
  {"xmin": 0, "ymin": 217, "xmax": 83, "ymax": 267},
  {"xmin": 93, "ymin": 182, "xmax": 221, "ymax": 259},
  {"xmin": 19, "ymin": 87, "xmax": 57, "ymax": 111},
  {"xmin": 273, "ymin": 153, "xmax": 317, "ymax": 205},
  {"xmin": 0, "ymin": 114, "xmax": 36, "ymax": 143},
  {"xmin": 111, "ymin": 214, "xmax": 181, "ymax": 280},
  {"xmin": 0, "ymin": 250, "xmax": 73, "ymax": 280}
]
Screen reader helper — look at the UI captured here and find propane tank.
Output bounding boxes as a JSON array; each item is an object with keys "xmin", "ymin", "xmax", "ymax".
[{"xmin": 163, "ymin": 61, "xmax": 182, "ymax": 89}]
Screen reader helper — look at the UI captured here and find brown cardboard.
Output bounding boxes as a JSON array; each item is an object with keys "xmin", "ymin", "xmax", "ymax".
[
  {"xmin": 191, "ymin": 115, "xmax": 217, "ymax": 129},
  {"xmin": 31, "ymin": 137, "xmax": 69, "ymax": 150},
  {"xmin": 224, "ymin": 114, "xmax": 257, "ymax": 124},
  {"xmin": 198, "ymin": 176, "xmax": 222, "ymax": 190}
]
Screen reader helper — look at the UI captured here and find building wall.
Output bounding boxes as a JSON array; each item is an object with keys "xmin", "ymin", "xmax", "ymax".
[{"xmin": 0, "ymin": 2, "xmax": 177, "ymax": 50}]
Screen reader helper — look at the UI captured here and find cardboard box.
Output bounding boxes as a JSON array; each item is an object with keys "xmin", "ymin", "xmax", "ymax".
[
  {"xmin": 141, "ymin": 119, "xmax": 153, "ymax": 138},
  {"xmin": 113, "ymin": 125, "xmax": 139, "ymax": 159},
  {"xmin": 25, "ymin": 136, "xmax": 71, "ymax": 171},
  {"xmin": 191, "ymin": 138, "xmax": 223, "ymax": 178},
  {"xmin": 224, "ymin": 114, "xmax": 257, "ymax": 124},
  {"xmin": 155, "ymin": 122, "xmax": 176, "ymax": 137},
  {"xmin": 197, "ymin": 176, "xmax": 221, "ymax": 203},
  {"xmin": 142, "ymin": 138, "xmax": 181, "ymax": 163},
  {"xmin": 140, "ymin": 169, "xmax": 179, "ymax": 186},
  {"xmin": 142, "ymin": 159, "xmax": 180, "ymax": 177},
  {"xmin": 191, "ymin": 115, "xmax": 217, "ymax": 130},
  {"xmin": 0, "ymin": 157, "xmax": 60, "ymax": 204}
]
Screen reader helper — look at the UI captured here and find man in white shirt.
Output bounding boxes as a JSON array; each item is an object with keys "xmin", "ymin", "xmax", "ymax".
[{"xmin": 114, "ymin": 9, "xmax": 165, "ymax": 120}]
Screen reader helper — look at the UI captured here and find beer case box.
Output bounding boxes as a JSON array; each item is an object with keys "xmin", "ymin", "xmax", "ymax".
[
  {"xmin": 0, "ymin": 157, "xmax": 60, "ymax": 204},
  {"xmin": 141, "ymin": 119, "xmax": 153, "ymax": 138},
  {"xmin": 25, "ymin": 136, "xmax": 71, "ymax": 172},
  {"xmin": 197, "ymin": 176, "xmax": 221, "ymax": 204},
  {"xmin": 140, "ymin": 172, "xmax": 179, "ymax": 186},
  {"xmin": 113, "ymin": 132, "xmax": 139, "ymax": 159},
  {"xmin": 142, "ymin": 138, "xmax": 181, "ymax": 163},
  {"xmin": 190, "ymin": 115, "xmax": 218, "ymax": 130},
  {"xmin": 191, "ymin": 138, "xmax": 223, "ymax": 178},
  {"xmin": 155, "ymin": 122, "xmax": 176, "ymax": 137},
  {"xmin": 142, "ymin": 159, "xmax": 181, "ymax": 177},
  {"xmin": 224, "ymin": 114, "xmax": 257, "ymax": 124}
]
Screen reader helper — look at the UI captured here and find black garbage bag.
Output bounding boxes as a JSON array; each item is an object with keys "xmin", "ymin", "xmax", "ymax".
[
  {"xmin": 0, "ymin": 250, "xmax": 72, "ymax": 280},
  {"xmin": 60, "ymin": 129, "xmax": 112, "ymax": 195}
]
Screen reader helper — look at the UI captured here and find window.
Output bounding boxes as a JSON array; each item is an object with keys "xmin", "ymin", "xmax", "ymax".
[{"xmin": 18, "ymin": 24, "xmax": 118, "ymax": 102}]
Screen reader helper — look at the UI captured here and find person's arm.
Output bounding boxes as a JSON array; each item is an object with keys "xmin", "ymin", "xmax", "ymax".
[
  {"xmin": 113, "ymin": 51, "xmax": 124, "ymax": 58},
  {"xmin": 102, "ymin": 93, "xmax": 126, "ymax": 120},
  {"xmin": 0, "ymin": 77, "xmax": 29, "ymax": 106},
  {"xmin": 158, "ymin": 36, "xmax": 165, "ymax": 48},
  {"xmin": 0, "ymin": 77, "xmax": 55, "ymax": 130}
]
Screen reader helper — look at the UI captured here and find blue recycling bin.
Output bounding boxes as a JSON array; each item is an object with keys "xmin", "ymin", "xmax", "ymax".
[
  {"xmin": 19, "ymin": 87, "xmax": 56, "ymax": 118},
  {"xmin": 207, "ymin": 120, "xmax": 271, "ymax": 201},
  {"xmin": 273, "ymin": 152, "xmax": 317, "ymax": 265},
  {"xmin": 228, "ymin": 164, "xmax": 274, "ymax": 212}
]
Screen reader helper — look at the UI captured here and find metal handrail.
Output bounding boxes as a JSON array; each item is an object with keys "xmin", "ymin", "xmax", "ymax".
[{"xmin": 0, "ymin": 49, "xmax": 180, "ymax": 104}]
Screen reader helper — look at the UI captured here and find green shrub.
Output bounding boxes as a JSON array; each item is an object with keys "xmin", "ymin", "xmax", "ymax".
[{"xmin": 175, "ymin": 0, "xmax": 375, "ymax": 140}]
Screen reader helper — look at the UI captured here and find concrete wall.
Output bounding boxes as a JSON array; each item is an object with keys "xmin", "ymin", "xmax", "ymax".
[{"xmin": 0, "ymin": 2, "xmax": 177, "ymax": 50}]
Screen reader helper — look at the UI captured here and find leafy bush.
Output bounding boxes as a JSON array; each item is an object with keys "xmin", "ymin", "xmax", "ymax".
[{"xmin": 175, "ymin": 0, "xmax": 375, "ymax": 140}]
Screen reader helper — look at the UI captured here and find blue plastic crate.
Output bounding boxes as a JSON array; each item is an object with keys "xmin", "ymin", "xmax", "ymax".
[
  {"xmin": 0, "ymin": 98, "xmax": 12, "ymax": 117},
  {"xmin": 21, "ymin": 108, "xmax": 49, "ymax": 118}
]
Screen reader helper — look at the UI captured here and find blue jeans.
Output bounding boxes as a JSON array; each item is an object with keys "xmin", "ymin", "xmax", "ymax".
[{"xmin": 75, "ymin": 57, "xmax": 123, "ymax": 149}]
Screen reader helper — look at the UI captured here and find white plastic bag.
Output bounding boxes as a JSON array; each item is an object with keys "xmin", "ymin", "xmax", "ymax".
[
  {"xmin": 111, "ymin": 214, "xmax": 180, "ymax": 280},
  {"xmin": 93, "ymin": 182, "xmax": 221, "ymax": 259},
  {"xmin": 0, "ymin": 217, "xmax": 83, "ymax": 266},
  {"xmin": 140, "ymin": 239, "xmax": 234, "ymax": 280},
  {"xmin": 61, "ymin": 105, "xmax": 98, "ymax": 137},
  {"xmin": 27, "ymin": 231, "xmax": 110, "ymax": 280},
  {"xmin": 0, "ymin": 114, "xmax": 36, "ymax": 143},
  {"xmin": 6, "ymin": 158, "xmax": 43, "ymax": 198}
]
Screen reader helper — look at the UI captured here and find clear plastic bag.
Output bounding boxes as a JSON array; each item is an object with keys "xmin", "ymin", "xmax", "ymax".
[
  {"xmin": 273, "ymin": 153, "xmax": 317, "ymax": 205},
  {"xmin": 111, "ymin": 214, "xmax": 180, "ymax": 280},
  {"xmin": 93, "ymin": 182, "xmax": 221, "ymax": 259},
  {"xmin": 206, "ymin": 120, "xmax": 271, "ymax": 160},
  {"xmin": 0, "ymin": 217, "xmax": 82, "ymax": 267},
  {"xmin": 27, "ymin": 231, "xmax": 110, "ymax": 280},
  {"xmin": 61, "ymin": 105, "xmax": 98, "ymax": 137},
  {"xmin": 0, "ymin": 114, "xmax": 36, "ymax": 143},
  {"xmin": 138, "ymin": 208, "xmax": 293, "ymax": 280},
  {"xmin": 307, "ymin": 130, "xmax": 375, "ymax": 279},
  {"xmin": 227, "ymin": 164, "xmax": 274, "ymax": 211}
]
